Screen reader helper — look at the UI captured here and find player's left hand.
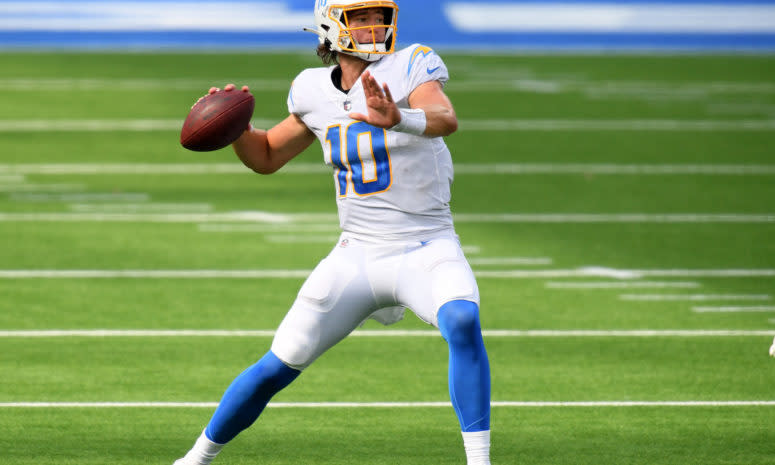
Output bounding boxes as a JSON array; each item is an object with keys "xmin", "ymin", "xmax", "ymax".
[{"xmin": 349, "ymin": 71, "xmax": 401, "ymax": 128}]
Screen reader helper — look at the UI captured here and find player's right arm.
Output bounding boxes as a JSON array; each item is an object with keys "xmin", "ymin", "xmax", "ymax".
[
  {"xmin": 202, "ymin": 83, "xmax": 314, "ymax": 175},
  {"xmin": 232, "ymin": 114, "xmax": 316, "ymax": 175}
]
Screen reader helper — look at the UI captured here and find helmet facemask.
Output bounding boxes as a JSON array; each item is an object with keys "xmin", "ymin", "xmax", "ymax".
[
  {"xmin": 308, "ymin": 1, "xmax": 398, "ymax": 62},
  {"xmin": 338, "ymin": 4, "xmax": 396, "ymax": 59}
]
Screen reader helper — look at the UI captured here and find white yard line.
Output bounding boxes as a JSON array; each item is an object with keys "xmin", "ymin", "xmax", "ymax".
[
  {"xmin": 693, "ymin": 306, "xmax": 775, "ymax": 313},
  {"xmin": 264, "ymin": 234, "xmax": 342, "ymax": 243},
  {"xmin": 620, "ymin": 294, "xmax": 771, "ymax": 301},
  {"xmin": 0, "ymin": 269, "xmax": 773, "ymax": 280},
  {"xmin": 461, "ymin": 119, "xmax": 775, "ymax": 131},
  {"xmin": 546, "ymin": 281, "xmax": 701, "ymax": 289},
  {"xmin": 5, "ymin": 78, "xmax": 775, "ymax": 99},
  {"xmin": 0, "ymin": 119, "xmax": 182, "ymax": 132},
  {"xmin": 449, "ymin": 79, "xmax": 775, "ymax": 95},
  {"xmin": 0, "ymin": 119, "xmax": 270, "ymax": 132},
  {"xmin": 68, "ymin": 203, "xmax": 213, "ymax": 213},
  {"xmin": 452, "ymin": 213, "xmax": 775, "ymax": 223},
  {"xmin": 0, "ymin": 330, "xmax": 773, "ymax": 338},
  {"xmin": 11, "ymin": 192, "xmax": 150, "ymax": 203},
  {"xmin": 0, "ymin": 401, "xmax": 773, "ymax": 408},
  {"xmin": 3, "ymin": 163, "xmax": 775, "ymax": 176},
  {"xmin": 0, "ymin": 270, "xmax": 313, "ymax": 279},
  {"xmin": 1, "ymin": 119, "xmax": 774, "ymax": 132},
  {"xmin": 468, "ymin": 257, "xmax": 553, "ymax": 266},
  {"xmin": 462, "ymin": 245, "xmax": 481, "ymax": 255},
  {"xmin": 0, "ymin": 163, "xmax": 249, "ymax": 174},
  {"xmin": 0, "ymin": 174, "xmax": 25, "ymax": 183},
  {"xmin": 0, "ymin": 183, "xmax": 84, "ymax": 193},
  {"xmin": 0, "ymin": 212, "xmax": 773, "ymax": 223},
  {"xmin": 627, "ymin": 269, "xmax": 775, "ymax": 278},
  {"xmin": 0, "ymin": 211, "xmax": 337, "ymax": 223},
  {"xmin": 455, "ymin": 164, "xmax": 775, "ymax": 175},
  {"xmin": 0, "ymin": 78, "xmax": 291, "ymax": 91},
  {"xmin": 476, "ymin": 268, "xmax": 775, "ymax": 279},
  {"xmin": 198, "ymin": 223, "xmax": 341, "ymax": 233}
]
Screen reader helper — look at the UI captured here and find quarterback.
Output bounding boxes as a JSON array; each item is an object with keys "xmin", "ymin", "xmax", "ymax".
[{"xmin": 174, "ymin": 1, "xmax": 492, "ymax": 464}]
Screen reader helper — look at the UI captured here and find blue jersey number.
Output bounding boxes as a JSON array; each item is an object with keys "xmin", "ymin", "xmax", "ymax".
[{"xmin": 325, "ymin": 122, "xmax": 392, "ymax": 196}]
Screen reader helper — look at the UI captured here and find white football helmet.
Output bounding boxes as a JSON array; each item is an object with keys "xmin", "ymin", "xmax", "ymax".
[{"xmin": 306, "ymin": 0, "xmax": 398, "ymax": 62}]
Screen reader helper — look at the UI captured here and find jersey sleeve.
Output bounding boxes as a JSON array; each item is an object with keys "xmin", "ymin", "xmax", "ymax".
[
  {"xmin": 287, "ymin": 78, "xmax": 301, "ymax": 116},
  {"xmin": 404, "ymin": 44, "xmax": 449, "ymax": 94},
  {"xmin": 287, "ymin": 70, "xmax": 311, "ymax": 117}
]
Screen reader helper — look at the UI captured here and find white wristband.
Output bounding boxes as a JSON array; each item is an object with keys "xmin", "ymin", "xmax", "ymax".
[{"xmin": 391, "ymin": 108, "xmax": 427, "ymax": 136}]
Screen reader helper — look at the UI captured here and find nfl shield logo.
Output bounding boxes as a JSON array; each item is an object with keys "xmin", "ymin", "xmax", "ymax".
[{"xmin": 343, "ymin": 100, "xmax": 352, "ymax": 111}]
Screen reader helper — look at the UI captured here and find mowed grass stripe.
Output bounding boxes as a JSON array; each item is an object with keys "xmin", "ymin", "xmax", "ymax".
[
  {"xmin": 693, "ymin": 306, "xmax": 775, "ymax": 313},
  {"xmin": 546, "ymin": 281, "xmax": 701, "ymax": 289},
  {"xmin": 0, "ymin": 212, "xmax": 773, "ymax": 223},
  {"xmin": 4, "ymin": 77, "xmax": 775, "ymax": 94},
  {"xmin": 0, "ymin": 268, "xmax": 774, "ymax": 279},
  {"xmin": 3, "ymin": 337, "xmax": 770, "ymax": 403},
  {"xmin": 1, "ymin": 52, "xmax": 773, "ymax": 465},
  {"xmin": 620, "ymin": 294, "xmax": 771, "ymax": 301},
  {"xmin": 3, "ymin": 163, "xmax": 775, "ymax": 175},
  {"xmin": 1, "ymin": 330, "xmax": 774, "ymax": 337},
  {"xmin": 1, "ymin": 119, "xmax": 774, "ymax": 132},
  {"xmin": 2, "ymin": 401, "xmax": 774, "ymax": 408},
  {"xmin": 1, "ymin": 268, "xmax": 774, "ymax": 279}
]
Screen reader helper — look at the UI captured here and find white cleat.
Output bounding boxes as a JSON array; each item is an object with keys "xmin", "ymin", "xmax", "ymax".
[{"xmin": 769, "ymin": 337, "xmax": 775, "ymax": 357}]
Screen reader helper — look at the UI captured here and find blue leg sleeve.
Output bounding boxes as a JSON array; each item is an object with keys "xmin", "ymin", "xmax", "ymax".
[
  {"xmin": 437, "ymin": 300, "xmax": 491, "ymax": 432},
  {"xmin": 205, "ymin": 351, "xmax": 301, "ymax": 444}
]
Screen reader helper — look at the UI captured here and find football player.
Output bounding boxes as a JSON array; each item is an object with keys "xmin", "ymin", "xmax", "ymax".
[{"xmin": 174, "ymin": 1, "xmax": 492, "ymax": 464}]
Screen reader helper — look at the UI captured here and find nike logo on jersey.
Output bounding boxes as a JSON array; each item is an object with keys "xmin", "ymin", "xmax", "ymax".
[
  {"xmin": 408, "ymin": 45, "xmax": 434, "ymax": 76},
  {"xmin": 426, "ymin": 66, "xmax": 441, "ymax": 75}
]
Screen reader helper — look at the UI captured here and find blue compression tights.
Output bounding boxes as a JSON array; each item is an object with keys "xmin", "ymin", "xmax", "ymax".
[
  {"xmin": 205, "ymin": 351, "xmax": 300, "ymax": 444},
  {"xmin": 438, "ymin": 300, "xmax": 491, "ymax": 432},
  {"xmin": 205, "ymin": 301, "xmax": 490, "ymax": 444}
]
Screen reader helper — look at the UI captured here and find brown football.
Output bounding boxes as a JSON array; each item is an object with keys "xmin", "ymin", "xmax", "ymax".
[{"xmin": 180, "ymin": 88, "xmax": 254, "ymax": 152}]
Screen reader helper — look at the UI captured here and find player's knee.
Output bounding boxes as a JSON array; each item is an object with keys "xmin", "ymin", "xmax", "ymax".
[
  {"xmin": 271, "ymin": 329, "xmax": 319, "ymax": 371},
  {"xmin": 438, "ymin": 300, "xmax": 481, "ymax": 346}
]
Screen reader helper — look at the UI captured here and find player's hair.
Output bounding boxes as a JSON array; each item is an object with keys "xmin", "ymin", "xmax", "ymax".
[{"xmin": 316, "ymin": 43, "xmax": 338, "ymax": 65}]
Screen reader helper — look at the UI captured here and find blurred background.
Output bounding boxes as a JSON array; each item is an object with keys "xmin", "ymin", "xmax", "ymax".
[{"xmin": 1, "ymin": 0, "xmax": 775, "ymax": 51}]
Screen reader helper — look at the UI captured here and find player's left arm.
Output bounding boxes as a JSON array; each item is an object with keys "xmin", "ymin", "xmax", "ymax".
[
  {"xmin": 349, "ymin": 71, "xmax": 458, "ymax": 138},
  {"xmin": 407, "ymin": 80, "xmax": 458, "ymax": 137}
]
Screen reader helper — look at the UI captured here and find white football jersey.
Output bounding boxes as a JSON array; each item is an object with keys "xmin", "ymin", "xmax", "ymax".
[{"xmin": 287, "ymin": 44, "xmax": 454, "ymax": 241}]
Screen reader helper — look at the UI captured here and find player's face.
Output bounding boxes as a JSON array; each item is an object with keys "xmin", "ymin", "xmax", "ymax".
[{"xmin": 347, "ymin": 7, "xmax": 387, "ymax": 45}]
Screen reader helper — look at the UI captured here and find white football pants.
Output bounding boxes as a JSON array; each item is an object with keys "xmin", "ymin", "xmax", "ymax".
[{"xmin": 271, "ymin": 231, "xmax": 480, "ymax": 370}]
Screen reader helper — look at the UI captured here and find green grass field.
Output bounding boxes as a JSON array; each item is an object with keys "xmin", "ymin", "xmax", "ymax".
[{"xmin": 1, "ymin": 51, "xmax": 774, "ymax": 464}]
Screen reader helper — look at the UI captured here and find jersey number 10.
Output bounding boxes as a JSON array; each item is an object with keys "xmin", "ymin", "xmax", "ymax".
[{"xmin": 326, "ymin": 122, "xmax": 392, "ymax": 197}]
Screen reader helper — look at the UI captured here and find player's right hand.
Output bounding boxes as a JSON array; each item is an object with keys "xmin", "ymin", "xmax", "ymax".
[
  {"xmin": 210, "ymin": 84, "xmax": 250, "ymax": 94},
  {"xmin": 192, "ymin": 84, "xmax": 250, "ymax": 108}
]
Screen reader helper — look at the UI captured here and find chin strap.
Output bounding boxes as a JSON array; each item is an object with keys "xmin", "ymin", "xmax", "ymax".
[{"xmin": 303, "ymin": 27, "xmax": 385, "ymax": 62}]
